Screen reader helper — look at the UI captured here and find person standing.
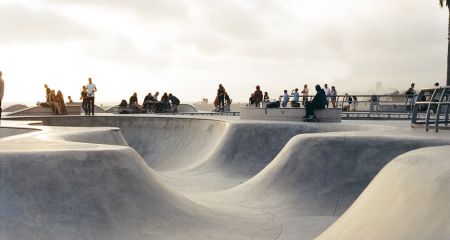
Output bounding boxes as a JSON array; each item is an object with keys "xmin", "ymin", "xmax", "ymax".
[
  {"xmin": 0, "ymin": 71, "xmax": 4, "ymax": 121},
  {"xmin": 323, "ymin": 84, "xmax": 331, "ymax": 108},
  {"xmin": 330, "ymin": 86, "xmax": 337, "ymax": 108},
  {"xmin": 80, "ymin": 86, "xmax": 89, "ymax": 115},
  {"xmin": 301, "ymin": 84, "xmax": 309, "ymax": 106},
  {"xmin": 168, "ymin": 93, "xmax": 180, "ymax": 113},
  {"xmin": 217, "ymin": 84, "xmax": 226, "ymax": 111},
  {"xmin": 253, "ymin": 85, "xmax": 263, "ymax": 107},
  {"xmin": 86, "ymin": 77, "xmax": 97, "ymax": 115},
  {"xmin": 405, "ymin": 83, "xmax": 416, "ymax": 112}
]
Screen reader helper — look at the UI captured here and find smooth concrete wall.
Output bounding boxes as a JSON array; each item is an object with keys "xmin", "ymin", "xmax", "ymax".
[{"xmin": 240, "ymin": 107, "xmax": 342, "ymax": 122}]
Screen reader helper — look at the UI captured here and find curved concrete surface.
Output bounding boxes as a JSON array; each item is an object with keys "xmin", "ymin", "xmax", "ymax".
[
  {"xmin": 317, "ymin": 146, "xmax": 450, "ymax": 240},
  {"xmin": 1, "ymin": 116, "xmax": 450, "ymax": 239}
]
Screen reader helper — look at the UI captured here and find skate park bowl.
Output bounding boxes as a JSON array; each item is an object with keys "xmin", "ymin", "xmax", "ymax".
[{"xmin": 1, "ymin": 115, "xmax": 450, "ymax": 240}]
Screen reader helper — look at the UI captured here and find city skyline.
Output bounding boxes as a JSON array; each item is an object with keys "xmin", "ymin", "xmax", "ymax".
[{"xmin": 0, "ymin": 0, "xmax": 447, "ymax": 104}]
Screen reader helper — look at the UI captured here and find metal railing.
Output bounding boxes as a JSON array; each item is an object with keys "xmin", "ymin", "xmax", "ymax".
[
  {"xmin": 411, "ymin": 87, "xmax": 450, "ymax": 132},
  {"xmin": 269, "ymin": 94, "xmax": 417, "ymax": 113}
]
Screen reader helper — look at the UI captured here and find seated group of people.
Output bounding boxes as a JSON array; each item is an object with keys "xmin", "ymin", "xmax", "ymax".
[
  {"xmin": 120, "ymin": 91, "xmax": 180, "ymax": 113},
  {"xmin": 40, "ymin": 84, "xmax": 67, "ymax": 115}
]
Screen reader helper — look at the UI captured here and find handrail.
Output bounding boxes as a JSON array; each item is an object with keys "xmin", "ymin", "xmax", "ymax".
[{"xmin": 411, "ymin": 86, "xmax": 450, "ymax": 132}]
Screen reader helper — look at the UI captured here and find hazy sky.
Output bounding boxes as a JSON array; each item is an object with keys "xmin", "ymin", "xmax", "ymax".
[{"xmin": 0, "ymin": 0, "xmax": 447, "ymax": 104}]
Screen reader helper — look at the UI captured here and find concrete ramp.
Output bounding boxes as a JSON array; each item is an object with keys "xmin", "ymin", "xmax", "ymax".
[
  {"xmin": 317, "ymin": 146, "xmax": 450, "ymax": 240},
  {"xmin": 0, "ymin": 129, "xmax": 280, "ymax": 240}
]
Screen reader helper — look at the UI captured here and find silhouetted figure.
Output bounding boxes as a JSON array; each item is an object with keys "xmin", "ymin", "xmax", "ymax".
[
  {"xmin": 86, "ymin": 77, "xmax": 97, "ymax": 115},
  {"xmin": 160, "ymin": 92, "xmax": 170, "ymax": 112},
  {"xmin": 304, "ymin": 85, "xmax": 326, "ymax": 119},
  {"xmin": 67, "ymin": 96, "xmax": 73, "ymax": 103}
]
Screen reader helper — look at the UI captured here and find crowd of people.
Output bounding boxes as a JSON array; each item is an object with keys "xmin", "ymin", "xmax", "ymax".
[{"xmin": 119, "ymin": 91, "xmax": 180, "ymax": 114}]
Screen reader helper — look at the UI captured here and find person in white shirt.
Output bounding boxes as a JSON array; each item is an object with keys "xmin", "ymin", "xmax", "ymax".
[
  {"xmin": 86, "ymin": 77, "xmax": 97, "ymax": 115},
  {"xmin": 0, "ymin": 71, "xmax": 4, "ymax": 121},
  {"xmin": 323, "ymin": 84, "xmax": 331, "ymax": 108},
  {"xmin": 301, "ymin": 84, "xmax": 309, "ymax": 106}
]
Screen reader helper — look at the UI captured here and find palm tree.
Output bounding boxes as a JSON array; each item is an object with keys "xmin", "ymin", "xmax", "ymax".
[{"xmin": 440, "ymin": 0, "xmax": 450, "ymax": 85}]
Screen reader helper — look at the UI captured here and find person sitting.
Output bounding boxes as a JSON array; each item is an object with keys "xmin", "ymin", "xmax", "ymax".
[
  {"xmin": 67, "ymin": 96, "xmax": 74, "ymax": 104},
  {"xmin": 304, "ymin": 85, "xmax": 326, "ymax": 119},
  {"xmin": 143, "ymin": 92, "xmax": 155, "ymax": 110},
  {"xmin": 129, "ymin": 92, "xmax": 145, "ymax": 113},
  {"xmin": 118, "ymin": 99, "xmax": 128, "ymax": 107},
  {"xmin": 291, "ymin": 88, "xmax": 300, "ymax": 107},
  {"xmin": 168, "ymin": 93, "xmax": 180, "ymax": 113},
  {"xmin": 249, "ymin": 93, "xmax": 255, "ymax": 106},
  {"xmin": 54, "ymin": 90, "xmax": 67, "ymax": 115}
]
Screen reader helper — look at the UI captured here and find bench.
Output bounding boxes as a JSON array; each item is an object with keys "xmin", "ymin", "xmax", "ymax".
[{"xmin": 240, "ymin": 107, "xmax": 341, "ymax": 122}]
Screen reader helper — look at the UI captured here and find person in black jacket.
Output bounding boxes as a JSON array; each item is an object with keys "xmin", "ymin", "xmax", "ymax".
[
  {"xmin": 304, "ymin": 84, "xmax": 326, "ymax": 119},
  {"xmin": 168, "ymin": 93, "xmax": 180, "ymax": 113}
]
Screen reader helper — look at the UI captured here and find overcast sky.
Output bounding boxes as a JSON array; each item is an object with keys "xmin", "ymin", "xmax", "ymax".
[{"xmin": 0, "ymin": 0, "xmax": 447, "ymax": 104}]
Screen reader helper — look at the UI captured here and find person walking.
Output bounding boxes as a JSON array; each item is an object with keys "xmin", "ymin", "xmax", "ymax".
[
  {"xmin": 0, "ymin": 71, "xmax": 4, "ymax": 122},
  {"xmin": 86, "ymin": 77, "xmax": 97, "ymax": 115}
]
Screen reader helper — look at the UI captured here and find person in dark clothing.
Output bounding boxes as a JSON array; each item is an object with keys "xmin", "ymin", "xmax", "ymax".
[
  {"xmin": 160, "ymin": 92, "xmax": 170, "ymax": 112},
  {"xmin": 304, "ymin": 85, "xmax": 327, "ymax": 119},
  {"xmin": 217, "ymin": 84, "xmax": 226, "ymax": 111},
  {"xmin": 129, "ymin": 92, "xmax": 145, "ymax": 113},
  {"xmin": 253, "ymin": 85, "xmax": 263, "ymax": 107},
  {"xmin": 168, "ymin": 93, "xmax": 180, "ymax": 113},
  {"xmin": 80, "ymin": 86, "xmax": 89, "ymax": 115}
]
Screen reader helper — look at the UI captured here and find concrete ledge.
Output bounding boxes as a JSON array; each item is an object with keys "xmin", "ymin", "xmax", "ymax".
[
  {"xmin": 7, "ymin": 103, "xmax": 105, "ymax": 116},
  {"xmin": 240, "ymin": 107, "xmax": 341, "ymax": 122}
]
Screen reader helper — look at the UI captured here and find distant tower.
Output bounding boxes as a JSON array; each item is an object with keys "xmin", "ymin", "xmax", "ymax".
[{"xmin": 376, "ymin": 81, "xmax": 382, "ymax": 94}]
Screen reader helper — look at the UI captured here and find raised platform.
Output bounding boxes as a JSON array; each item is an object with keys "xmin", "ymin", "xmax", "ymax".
[{"xmin": 240, "ymin": 107, "xmax": 342, "ymax": 122}]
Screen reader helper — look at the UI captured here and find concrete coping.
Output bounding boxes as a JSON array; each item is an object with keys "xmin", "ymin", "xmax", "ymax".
[{"xmin": 240, "ymin": 107, "xmax": 342, "ymax": 122}]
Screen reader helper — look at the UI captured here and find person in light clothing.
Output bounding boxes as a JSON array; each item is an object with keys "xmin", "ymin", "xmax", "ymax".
[{"xmin": 86, "ymin": 77, "xmax": 97, "ymax": 115}]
